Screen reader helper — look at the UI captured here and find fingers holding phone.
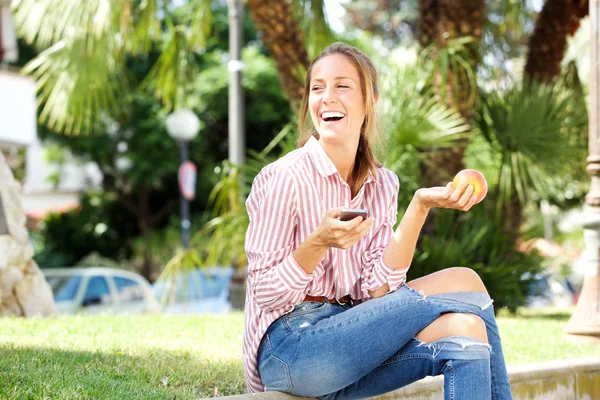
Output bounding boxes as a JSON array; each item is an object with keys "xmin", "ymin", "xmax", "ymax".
[
  {"xmin": 318, "ymin": 207, "xmax": 374, "ymax": 249},
  {"xmin": 339, "ymin": 208, "xmax": 368, "ymax": 222}
]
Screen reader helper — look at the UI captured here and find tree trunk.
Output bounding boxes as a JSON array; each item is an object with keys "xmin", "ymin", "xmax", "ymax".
[
  {"xmin": 524, "ymin": 0, "xmax": 589, "ymax": 84},
  {"xmin": 247, "ymin": 0, "xmax": 310, "ymax": 111},
  {"xmin": 417, "ymin": 0, "xmax": 485, "ymax": 187},
  {"xmin": 0, "ymin": 152, "xmax": 56, "ymax": 317}
]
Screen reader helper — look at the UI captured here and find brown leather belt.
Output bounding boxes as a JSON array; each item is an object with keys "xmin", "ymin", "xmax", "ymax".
[{"xmin": 304, "ymin": 294, "xmax": 352, "ymax": 305}]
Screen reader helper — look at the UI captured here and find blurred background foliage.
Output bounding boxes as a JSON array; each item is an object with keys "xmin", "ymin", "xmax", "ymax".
[{"xmin": 12, "ymin": 0, "xmax": 592, "ymax": 310}]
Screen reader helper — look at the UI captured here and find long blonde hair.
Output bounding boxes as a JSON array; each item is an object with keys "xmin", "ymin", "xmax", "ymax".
[{"xmin": 297, "ymin": 42, "xmax": 383, "ymax": 197}]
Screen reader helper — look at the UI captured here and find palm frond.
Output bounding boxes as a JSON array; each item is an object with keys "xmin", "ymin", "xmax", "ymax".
[
  {"xmin": 379, "ymin": 62, "xmax": 470, "ymax": 151},
  {"xmin": 22, "ymin": 35, "xmax": 126, "ymax": 135},
  {"xmin": 294, "ymin": 0, "xmax": 336, "ymax": 58},
  {"xmin": 12, "ymin": 0, "xmax": 121, "ymax": 48},
  {"xmin": 420, "ymin": 36, "xmax": 479, "ymax": 108},
  {"xmin": 126, "ymin": 0, "xmax": 162, "ymax": 54},
  {"xmin": 187, "ymin": 0, "xmax": 212, "ymax": 50},
  {"xmin": 475, "ymin": 82, "xmax": 588, "ymax": 214},
  {"xmin": 142, "ymin": 24, "xmax": 199, "ymax": 111}
]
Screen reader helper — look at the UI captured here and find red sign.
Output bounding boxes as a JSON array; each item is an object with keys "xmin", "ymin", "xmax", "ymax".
[{"xmin": 178, "ymin": 161, "xmax": 197, "ymax": 200}]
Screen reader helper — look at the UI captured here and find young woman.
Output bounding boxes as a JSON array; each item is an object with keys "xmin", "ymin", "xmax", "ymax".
[{"xmin": 242, "ymin": 42, "xmax": 512, "ymax": 400}]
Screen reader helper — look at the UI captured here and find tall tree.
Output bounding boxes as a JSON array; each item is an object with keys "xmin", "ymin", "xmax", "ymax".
[
  {"xmin": 524, "ymin": 0, "xmax": 589, "ymax": 83},
  {"xmin": 247, "ymin": 0, "xmax": 309, "ymax": 111},
  {"xmin": 247, "ymin": 0, "xmax": 335, "ymax": 111},
  {"xmin": 417, "ymin": 0, "xmax": 485, "ymax": 185}
]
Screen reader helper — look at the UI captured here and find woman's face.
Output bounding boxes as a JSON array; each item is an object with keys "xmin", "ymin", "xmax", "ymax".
[{"xmin": 308, "ymin": 54, "xmax": 366, "ymax": 147}]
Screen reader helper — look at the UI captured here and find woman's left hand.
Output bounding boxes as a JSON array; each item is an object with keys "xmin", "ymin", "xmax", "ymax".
[{"xmin": 414, "ymin": 180, "xmax": 478, "ymax": 212}]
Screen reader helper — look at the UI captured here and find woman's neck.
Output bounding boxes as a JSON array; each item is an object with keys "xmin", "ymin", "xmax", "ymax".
[{"xmin": 319, "ymin": 138, "xmax": 358, "ymax": 183}]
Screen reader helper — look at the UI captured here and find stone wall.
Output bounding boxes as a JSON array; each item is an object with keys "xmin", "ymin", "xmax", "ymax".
[
  {"xmin": 0, "ymin": 152, "xmax": 55, "ymax": 317},
  {"xmin": 210, "ymin": 358, "xmax": 600, "ymax": 400}
]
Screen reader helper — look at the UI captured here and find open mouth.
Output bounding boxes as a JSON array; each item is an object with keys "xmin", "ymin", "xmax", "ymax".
[{"xmin": 321, "ymin": 111, "xmax": 345, "ymax": 124}]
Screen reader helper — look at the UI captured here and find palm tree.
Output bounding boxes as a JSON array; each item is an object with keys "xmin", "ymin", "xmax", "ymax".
[
  {"xmin": 247, "ymin": 0, "xmax": 335, "ymax": 111},
  {"xmin": 416, "ymin": 0, "xmax": 485, "ymax": 186},
  {"xmin": 247, "ymin": 0, "xmax": 309, "ymax": 111},
  {"xmin": 12, "ymin": 0, "xmax": 331, "ymax": 135},
  {"xmin": 12, "ymin": 0, "xmax": 214, "ymax": 135},
  {"xmin": 524, "ymin": 0, "xmax": 589, "ymax": 83}
]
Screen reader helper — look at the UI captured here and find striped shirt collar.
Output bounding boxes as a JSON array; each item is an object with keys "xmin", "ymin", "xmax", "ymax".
[{"xmin": 304, "ymin": 135, "xmax": 381, "ymax": 186}]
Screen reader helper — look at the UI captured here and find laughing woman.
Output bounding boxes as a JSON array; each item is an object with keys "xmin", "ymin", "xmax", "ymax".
[{"xmin": 242, "ymin": 42, "xmax": 512, "ymax": 400}]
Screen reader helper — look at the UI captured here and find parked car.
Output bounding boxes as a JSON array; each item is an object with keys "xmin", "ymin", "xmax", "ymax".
[
  {"xmin": 43, "ymin": 267, "xmax": 160, "ymax": 315},
  {"xmin": 152, "ymin": 267, "xmax": 233, "ymax": 313},
  {"xmin": 524, "ymin": 271, "xmax": 576, "ymax": 309}
]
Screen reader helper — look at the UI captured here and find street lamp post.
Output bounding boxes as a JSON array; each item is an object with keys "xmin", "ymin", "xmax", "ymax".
[
  {"xmin": 565, "ymin": 0, "xmax": 600, "ymax": 340},
  {"xmin": 166, "ymin": 109, "xmax": 201, "ymax": 249}
]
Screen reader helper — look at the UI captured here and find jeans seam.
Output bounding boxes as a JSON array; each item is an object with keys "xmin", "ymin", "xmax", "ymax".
[
  {"xmin": 264, "ymin": 334, "xmax": 294, "ymax": 391},
  {"xmin": 381, "ymin": 352, "xmax": 442, "ymax": 366},
  {"xmin": 446, "ymin": 360, "xmax": 454, "ymax": 400}
]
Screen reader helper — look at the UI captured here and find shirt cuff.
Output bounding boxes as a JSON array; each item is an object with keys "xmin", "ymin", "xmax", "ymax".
[
  {"xmin": 277, "ymin": 253, "xmax": 313, "ymax": 291},
  {"xmin": 387, "ymin": 268, "xmax": 408, "ymax": 292},
  {"xmin": 370, "ymin": 257, "xmax": 394, "ymax": 288}
]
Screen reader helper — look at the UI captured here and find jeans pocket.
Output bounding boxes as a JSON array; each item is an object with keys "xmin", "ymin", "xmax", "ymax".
[
  {"xmin": 257, "ymin": 334, "xmax": 293, "ymax": 391},
  {"xmin": 287, "ymin": 301, "xmax": 328, "ymax": 317},
  {"xmin": 283, "ymin": 301, "xmax": 332, "ymax": 332}
]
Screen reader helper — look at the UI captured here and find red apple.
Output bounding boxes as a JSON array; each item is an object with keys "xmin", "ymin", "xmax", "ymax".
[{"xmin": 451, "ymin": 169, "xmax": 488, "ymax": 204}]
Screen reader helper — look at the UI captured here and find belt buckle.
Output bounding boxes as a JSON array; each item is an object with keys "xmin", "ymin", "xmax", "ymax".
[{"xmin": 336, "ymin": 295, "xmax": 349, "ymax": 306}]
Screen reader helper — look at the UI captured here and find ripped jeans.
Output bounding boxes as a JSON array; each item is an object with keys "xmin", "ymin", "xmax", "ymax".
[{"xmin": 257, "ymin": 284, "xmax": 512, "ymax": 400}]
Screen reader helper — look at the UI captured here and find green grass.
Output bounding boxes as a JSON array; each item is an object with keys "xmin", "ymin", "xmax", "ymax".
[{"xmin": 0, "ymin": 309, "xmax": 598, "ymax": 399}]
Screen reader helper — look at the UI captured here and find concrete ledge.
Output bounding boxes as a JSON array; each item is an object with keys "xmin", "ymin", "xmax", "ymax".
[{"xmin": 210, "ymin": 358, "xmax": 600, "ymax": 399}]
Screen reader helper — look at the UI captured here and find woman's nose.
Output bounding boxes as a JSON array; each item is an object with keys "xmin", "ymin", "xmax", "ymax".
[{"xmin": 323, "ymin": 86, "xmax": 337, "ymax": 103}]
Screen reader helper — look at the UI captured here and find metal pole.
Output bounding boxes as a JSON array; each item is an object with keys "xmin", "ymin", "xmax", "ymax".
[
  {"xmin": 226, "ymin": 0, "xmax": 246, "ymax": 310},
  {"xmin": 565, "ymin": 0, "xmax": 600, "ymax": 340},
  {"xmin": 227, "ymin": 0, "xmax": 246, "ymax": 170},
  {"xmin": 179, "ymin": 141, "xmax": 190, "ymax": 248}
]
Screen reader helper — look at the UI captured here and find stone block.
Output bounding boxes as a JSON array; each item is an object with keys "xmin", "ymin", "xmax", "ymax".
[
  {"xmin": 0, "ymin": 295, "xmax": 23, "ymax": 316},
  {"xmin": 14, "ymin": 261, "xmax": 56, "ymax": 317},
  {"xmin": 0, "ymin": 265, "xmax": 24, "ymax": 294}
]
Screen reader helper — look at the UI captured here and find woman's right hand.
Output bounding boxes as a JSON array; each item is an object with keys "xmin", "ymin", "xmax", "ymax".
[{"xmin": 315, "ymin": 207, "xmax": 375, "ymax": 250}]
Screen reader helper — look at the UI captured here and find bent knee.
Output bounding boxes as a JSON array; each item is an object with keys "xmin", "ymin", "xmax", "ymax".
[
  {"xmin": 445, "ymin": 267, "xmax": 487, "ymax": 293},
  {"xmin": 407, "ymin": 267, "xmax": 488, "ymax": 296},
  {"xmin": 415, "ymin": 312, "xmax": 488, "ymax": 344}
]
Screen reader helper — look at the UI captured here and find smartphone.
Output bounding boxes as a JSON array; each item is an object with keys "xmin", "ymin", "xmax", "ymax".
[{"xmin": 339, "ymin": 208, "xmax": 368, "ymax": 222}]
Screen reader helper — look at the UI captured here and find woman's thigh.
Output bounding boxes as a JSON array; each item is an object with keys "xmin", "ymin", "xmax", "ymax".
[{"xmin": 258, "ymin": 285, "xmax": 493, "ymax": 397}]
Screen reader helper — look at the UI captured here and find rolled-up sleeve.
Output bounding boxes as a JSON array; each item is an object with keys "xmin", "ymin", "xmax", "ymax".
[
  {"xmin": 360, "ymin": 173, "xmax": 406, "ymax": 297},
  {"xmin": 245, "ymin": 167, "xmax": 311, "ymax": 311}
]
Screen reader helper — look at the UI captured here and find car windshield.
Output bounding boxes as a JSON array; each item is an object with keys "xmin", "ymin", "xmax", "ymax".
[{"xmin": 46, "ymin": 275, "xmax": 82, "ymax": 301}]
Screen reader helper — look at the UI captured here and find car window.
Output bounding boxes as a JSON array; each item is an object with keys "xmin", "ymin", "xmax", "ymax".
[
  {"xmin": 46, "ymin": 275, "xmax": 82, "ymax": 301},
  {"xmin": 200, "ymin": 273, "xmax": 230, "ymax": 298},
  {"xmin": 83, "ymin": 276, "xmax": 112, "ymax": 306},
  {"xmin": 113, "ymin": 277, "xmax": 145, "ymax": 302}
]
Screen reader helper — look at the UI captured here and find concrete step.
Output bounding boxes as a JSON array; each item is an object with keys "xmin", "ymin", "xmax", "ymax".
[{"xmin": 210, "ymin": 358, "xmax": 600, "ymax": 399}]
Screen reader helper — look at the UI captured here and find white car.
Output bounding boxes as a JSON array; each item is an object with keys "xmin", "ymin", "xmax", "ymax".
[
  {"xmin": 153, "ymin": 267, "xmax": 233, "ymax": 313},
  {"xmin": 43, "ymin": 267, "xmax": 161, "ymax": 315}
]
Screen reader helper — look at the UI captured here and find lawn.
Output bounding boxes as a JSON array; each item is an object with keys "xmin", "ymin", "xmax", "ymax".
[{"xmin": 0, "ymin": 309, "xmax": 598, "ymax": 399}]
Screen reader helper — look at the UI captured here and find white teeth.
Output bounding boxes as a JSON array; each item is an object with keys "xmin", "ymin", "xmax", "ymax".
[{"xmin": 321, "ymin": 111, "xmax": 345, "ymax": 119}]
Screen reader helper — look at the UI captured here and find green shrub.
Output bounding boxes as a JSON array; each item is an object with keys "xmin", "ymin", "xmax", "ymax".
[{"xmin": 408, "ymin": 201, "xmax": 543, "ymax": 312}]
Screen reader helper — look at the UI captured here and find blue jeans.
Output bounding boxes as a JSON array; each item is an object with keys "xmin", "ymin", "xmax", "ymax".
[{"xmin": 257, "ymin": 284, "xmax": 512, "ymax": 399}]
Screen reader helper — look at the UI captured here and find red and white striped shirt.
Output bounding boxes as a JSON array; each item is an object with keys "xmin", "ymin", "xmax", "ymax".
[{"xmin": 243, "ymin": 136, "xmax": 408, "ymax": 392}]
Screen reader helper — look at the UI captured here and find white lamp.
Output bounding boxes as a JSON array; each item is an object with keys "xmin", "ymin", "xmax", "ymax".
[
  {"xmin": 166, "ymin": 109, "xmax": 201, "ymax": 142},
  {"xmin": 166, "ymin": 109, "xmax": 201, "ymax": 248}
]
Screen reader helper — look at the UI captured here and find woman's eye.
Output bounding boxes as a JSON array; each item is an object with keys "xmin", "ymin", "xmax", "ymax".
[
  {"xmin": 339, "ymin": 85, "xmax": 349, "ymax": 88},
  {"xmin": 311, "ymin": 86, "xmax": 323, "ymax": 91}
]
